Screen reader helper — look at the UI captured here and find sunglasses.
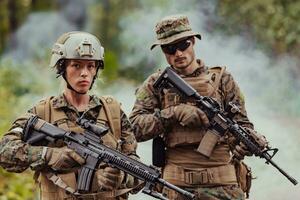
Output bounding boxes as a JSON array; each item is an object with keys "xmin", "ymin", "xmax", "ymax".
[{"xmin": 161, "ymin": 38, "xmax": 192, "ymax": 55}]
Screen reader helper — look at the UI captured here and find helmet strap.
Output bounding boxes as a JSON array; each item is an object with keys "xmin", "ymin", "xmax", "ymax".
[
  {"xmin": 89, "ymin": 65, "xmax": 101, "ymax": 90},
  {"xmin": 62, "ymin": 73, "xmax": 87, "ymax": 95}
]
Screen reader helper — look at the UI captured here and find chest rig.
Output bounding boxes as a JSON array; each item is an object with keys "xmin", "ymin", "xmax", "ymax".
[
  {"xmin": 160, "ymin": 66, "xmax": 226, "ymax": 147},
  {"xmin": 34, "ymin": 95, "xmax": 123, "ymax": 200}
]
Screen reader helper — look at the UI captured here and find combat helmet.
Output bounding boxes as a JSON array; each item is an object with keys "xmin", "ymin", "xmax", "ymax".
[{"xmin": 50, "ymin": 31, "xmax": 104, "ymax": 93}]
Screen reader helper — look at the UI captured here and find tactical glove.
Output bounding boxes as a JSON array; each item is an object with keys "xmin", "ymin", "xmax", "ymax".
[
  {"xmin": 124, "ymin": 174, "xmax": 136, "ymax": 188},
  {"xmin": 96, "ymin": 167, "xmax": 124, "ymax": 191},
  {"xmin": 161, "ymin": 104, "xmax": 209, "ymax": 127},
  {"xmin": 232, "ymin": 142, "xmax": 253, "ymax": 160},
  {"xmin": 230, "ymin": 127, "xmax": 268, "ymax": 160},
  {"xmin": 44, "ymin": 146, "xmax": 85, "ymax": 172}
]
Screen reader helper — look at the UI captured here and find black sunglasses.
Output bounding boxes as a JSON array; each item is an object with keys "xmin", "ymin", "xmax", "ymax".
[{"xmin": 161, "ymin": 38, "xmax": 192, "ymax": 55}]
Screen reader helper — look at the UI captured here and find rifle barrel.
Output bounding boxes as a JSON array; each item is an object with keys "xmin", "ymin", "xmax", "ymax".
[{"xmin": 262, "ymin": 152, "xmax": 298, "ymax": 185}]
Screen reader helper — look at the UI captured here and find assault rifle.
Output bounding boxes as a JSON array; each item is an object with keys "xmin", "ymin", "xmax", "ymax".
[
  {"xmin": 153, "ymin": 66, "xmax": 298, "ymax": 186},
  {"xmin": 22, "ymin": 115, "xmax": 195, "ymax": 200}
]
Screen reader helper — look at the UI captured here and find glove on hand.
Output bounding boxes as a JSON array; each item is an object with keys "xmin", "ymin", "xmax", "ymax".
[
  {"xmin": 161, "ymin": 104, "xmax": 209, "ymax": 127},
  {"xmin": 124, "ymin": 174, "xmax": 136, "ymax": 188},
  {"xmin": 230, "ymin": 127, "xmax": 268, "ymax": 160},
  {"xmin": 96, "ymin": 167, "xmax": 124, "ymax": 191},
  {"xmin": 45, "ymin": 146, "xmax": 85, "ymax": 172},
  {"xmin": 232, "ymin": 142, "xmax": 253, "ymax": 160}
]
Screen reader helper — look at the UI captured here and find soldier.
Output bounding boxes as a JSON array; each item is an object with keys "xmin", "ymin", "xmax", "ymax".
[
  {"xmin": 129, "ymin": 15, "xmax": 268, "ymax": 200},
  {"xmin": 0, "ymin": 31, "xmax": 139, "ymax": 200}
]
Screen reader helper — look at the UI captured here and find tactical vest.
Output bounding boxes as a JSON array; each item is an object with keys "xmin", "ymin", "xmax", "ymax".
[
  {"xmin": 161, "ymin": 66, "xmax": 225, "ymax": 148},
  {"xmin": 160, "ymin": 66, "xmax": 238, "ymax": 187},
  {"xmin": 34, "ymin": 95, "xmax": 127, "ymax": 200}
]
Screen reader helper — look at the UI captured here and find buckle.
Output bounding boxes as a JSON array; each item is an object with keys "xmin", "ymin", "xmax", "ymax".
[{"xmin": 184, "ymin": 169, "xmax": 213, "ymax": 185}]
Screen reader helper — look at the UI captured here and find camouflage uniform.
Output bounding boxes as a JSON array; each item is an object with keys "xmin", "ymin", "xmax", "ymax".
[
  {"xmin": 130, "ymin": 15, "xmax": 254, "ymax": 200},
  {"xmin": 0, "ymin": 94, "xmax": 138, "ymax": 199}
]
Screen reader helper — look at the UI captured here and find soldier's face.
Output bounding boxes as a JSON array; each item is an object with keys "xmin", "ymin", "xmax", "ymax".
[
  {"xmin": 162, "ymin": 37, "xmax": 196, "ymax": 71},
  {"xmin": 65, "ymin": 59, "xmax": 97, "ymax": 93}
]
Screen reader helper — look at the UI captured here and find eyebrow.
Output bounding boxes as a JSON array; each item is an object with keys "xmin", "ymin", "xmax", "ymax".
[{"xmin": 71, "ymin": 60, "xmax": 95, "ymax": 64}]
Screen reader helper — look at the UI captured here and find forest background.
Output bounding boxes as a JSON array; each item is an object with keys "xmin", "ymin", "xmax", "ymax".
[{"xmin": 0, "ymin": 0, "xmax": 299, "ymax": 199}]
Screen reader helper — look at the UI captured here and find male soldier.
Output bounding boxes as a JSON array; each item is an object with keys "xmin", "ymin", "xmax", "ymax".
[
  {"xmin": 129, "ymin": 15, "xmax": 268, "ymax": 200},
  {"xmin": 0, "ymin": 31, "xmax": 139, "ymax": 200}
]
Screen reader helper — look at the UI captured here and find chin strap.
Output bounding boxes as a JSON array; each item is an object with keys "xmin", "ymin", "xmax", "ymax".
[{"xmin": 62, "ymin": 73, "xmax": 87, "ymax": 95}]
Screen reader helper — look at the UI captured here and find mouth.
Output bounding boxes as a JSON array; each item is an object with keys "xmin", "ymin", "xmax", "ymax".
[
  {"xmin": 78, "ymin": 80, "xmax": 90, "ymax": 85},
  {"xmin": 175, "ymin": 57, "xmax": 186, "ymax": 62}
]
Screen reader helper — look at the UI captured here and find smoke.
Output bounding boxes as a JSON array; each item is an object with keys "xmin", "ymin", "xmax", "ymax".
[
  {"xmin": 117, "ymin": 0, "xmax": 300, "ymax": 199},
  {"xmin": 0, "ymin": 0, "xmax": 91, "ymax": 110},
  {"xmin": 2, "ymin": 0, "xmax": 88, "ymax": 63}
]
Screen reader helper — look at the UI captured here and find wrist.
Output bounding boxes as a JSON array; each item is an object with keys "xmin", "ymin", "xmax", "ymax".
[
  {"xmin": 122, "ymin": 172, "xmax": 128, "ymax": 185},
  {"xmin": 28, "ymin": 146, "xmax": 47, "ymax": 170},
  {"xmin": 42, "ymin": 147, "xmax": 48, "ymax": 161},
  {"xmin": 157, "ymin": 107, "xmax": 175, "ymax": 127}
]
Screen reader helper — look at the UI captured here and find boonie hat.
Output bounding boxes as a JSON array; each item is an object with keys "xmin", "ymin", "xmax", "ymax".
[{"xmin": 150, "ymin": 15, "xmax": 201, "ymax": 50}]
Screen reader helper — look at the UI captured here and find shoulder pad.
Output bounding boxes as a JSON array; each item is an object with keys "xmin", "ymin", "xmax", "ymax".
[
  {"xmin": 208, "ymin": 66, "xmax": 226, "ymax": 73},
  {"xmin": 101, "ymin": 95, "xmax": 120, "ymax": 105},
  {"xmin": 34, "ymin": 96, "xmax": 55, "ymax": 121}
]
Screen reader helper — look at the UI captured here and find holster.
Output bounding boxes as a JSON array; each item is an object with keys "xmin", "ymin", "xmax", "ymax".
[
  {"xmin": 152, "ymin": 136, "xmax": 166, "ymax": 167},
  {"xmin": 234, "ymin": 160, "xmax": 252, "ymax": 198}
]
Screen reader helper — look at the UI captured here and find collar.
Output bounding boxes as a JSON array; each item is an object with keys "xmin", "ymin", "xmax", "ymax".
[{"xmin": 51, "ymin": 93, "xmax": 102, "ymax": 111}]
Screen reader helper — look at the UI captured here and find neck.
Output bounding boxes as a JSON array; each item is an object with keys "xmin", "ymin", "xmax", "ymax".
[{"xmin": 64, "ymin": 89, "xmax": 90, "ymax": 112}]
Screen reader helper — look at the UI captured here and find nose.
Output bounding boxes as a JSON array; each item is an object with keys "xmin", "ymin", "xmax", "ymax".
[
  {"xmin": 80, "ymin": 66, "xmax": 89, "ymax": 77},
  {"xmin": 174, "ymin": 49, "xmax": 183, "ymax": 56}
]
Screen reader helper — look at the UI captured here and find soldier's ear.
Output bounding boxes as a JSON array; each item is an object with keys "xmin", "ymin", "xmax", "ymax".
[{"xmin": 190, "ymin": 37, "xmax": 195, "ymax": 44}]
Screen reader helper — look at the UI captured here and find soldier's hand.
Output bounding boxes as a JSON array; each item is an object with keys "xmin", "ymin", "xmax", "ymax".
[
  {"xmin": 161, "ymin": 104, "xmax": 209, "ymax": 127},
  {"xmin": 232, "ymin": 142, "xmax": 253, "ymax": 160},
  {"xmin": 230, "ymin": 127, "xmax": 268, "ymax": 160},
  {"xmin": 45, "ymin": 146, "xmax": 85, "ymax": 172},
  {"xmin": 96, "ymin": 167, "xmax": 124, "ymax": 191},
  {"xmin": 246, "ymin": 127, "xmax": 268, "ymax": 150}
]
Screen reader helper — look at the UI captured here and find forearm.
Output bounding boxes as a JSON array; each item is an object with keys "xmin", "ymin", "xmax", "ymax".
[
  {"xmin": 0, "ymin": 131, "xmax": 46, "ymax": 172},
  {"xmin": 129, "ymin": 72, "xmax": 165, "ymax": 142},
  {"xmin": 0, "ymin": 113, "xmax": 47, "ymax": 172},
  {"xmin": 222, "ymin": 71, "xmax": 254, "ymax": 129},
  {"xmin": 130, "ymin": 108, "xmax": 165, "ymax": 142}
]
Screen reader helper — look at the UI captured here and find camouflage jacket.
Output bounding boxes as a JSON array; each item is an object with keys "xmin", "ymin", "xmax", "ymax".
[
  {"xmin": 0, "ymin": 94, "xmax": 138, "ymax": 173},
  {"xmin": 129, "ymin": 60, "xmax": 253, "ymax": 142}
]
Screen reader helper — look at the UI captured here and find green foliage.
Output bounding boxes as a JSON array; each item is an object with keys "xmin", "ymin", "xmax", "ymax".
[
  {"xmin": 0, "ymin": 64, "xmax": 22, "ymax": 132},
  {"xmin": 0, "ymin": 63, "xmax": 36, "ymax": 199},
  {"xmin": 30, "ymin": 0, "xmax": 55, "ymax": 11},
  {"xmin": 0, "ymin": 0, "xmax": 56, "ymax": 54},
  {"xmin": 0, "ymin": 0, "xmax": 9, "ymax": 55},
  {"xmin": 0, "ymin": 169, "xmax": 35, "ymax": 200},
  {"xmin": 90, "ymin": 0, "xmax": 140, "ymax": 59},
  {"xmin": 0, "ymin": 0, "xmax": 34, "ymax": 54},
  {"xmin": 101, "ymin": 50, "xmax": 119, "ymax": 82},
  {"xmin": 216, "ymin": 0, "xmax": 300, "ymax": 57},
  {"xmin": 88, "ymin": 0, "xmax": 141, "ymax": 82},
  {"xmin": 0, "ymin": 66, "xmax": 30, "ymax": 97}
]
